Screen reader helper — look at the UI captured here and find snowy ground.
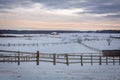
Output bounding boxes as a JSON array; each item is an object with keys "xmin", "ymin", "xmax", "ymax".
[
  {"xmin": 0, "ymin": 33, "xmax": 120, "ymax": 80},
  {"xmin": 0, "ymin": 63, "xmax": 120, "ymax": 80},
  {"xmin": 0, "ymin": 33, "xmax": 120, "ymax": 53}
]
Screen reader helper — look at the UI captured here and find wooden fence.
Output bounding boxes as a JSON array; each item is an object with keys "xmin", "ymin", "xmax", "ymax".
[
  {"xmin": 0, "ymin": 41, "xmax": 74, "ymax": 47},
  {"xmin": 0, "ymin": 50, "xmax": 120, "ymax": 66},
  {"xmin": 80, "ymin": 42, "xmax": 102, "ymax": 53}
]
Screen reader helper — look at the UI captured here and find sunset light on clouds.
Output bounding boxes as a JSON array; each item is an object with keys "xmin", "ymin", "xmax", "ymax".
[{"xmin": 0, "ymin": 0, "xmax": 120, "ymax": 30}]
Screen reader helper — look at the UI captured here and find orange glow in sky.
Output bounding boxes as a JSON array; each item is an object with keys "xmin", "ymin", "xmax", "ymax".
[{"xmin": 0, "ymin": 20, "xmax": 119, "ymax": 30}]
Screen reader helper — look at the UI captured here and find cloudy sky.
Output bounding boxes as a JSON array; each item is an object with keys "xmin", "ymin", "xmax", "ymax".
[{"xmin": 0, "ymin": 0, "xmax": 120, "ymax": 30}]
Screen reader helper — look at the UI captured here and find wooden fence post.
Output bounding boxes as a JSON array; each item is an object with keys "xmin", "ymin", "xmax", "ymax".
[
  {"xmin": 36, "ymin": 51, "xmax": 40, "ymax": 65},
  {"xmin": 81, "ymin": 55, "xmax": 83, "ymax": 66},
  {"xmin": 99, "ymin": 56, "xmax": 102, "ymax": 65},
  {"xmin": 3, "ymin": 58, "xmax": 5, "ymax": 63},
  {"xmin": 3, "ymin": 54, "xmax": 5, "ymax": 63},
  {"xmin": 119, "ymin": 56, "xmax": 120, "ymax": 65},
  {"xmin": 106, "ymin": 56, "xmax": 108, "ymax": 65},
  {"xmin": 15, "ymin": 54, "xmax": 16, "ymax": 63},
  {"xmin": 10, "ymin": 54, "xmax": 12, "ymax": 63},
  {"xmin": 7, "ymin": 57, "xmax": 9, "ymax": 63},
  {"xmin": 18, "ymin": 52, "xmax": 20, "ymax": 65},
  {"xmin": 91, "ymin": 55, "xmax": 93, "ymax": 65},
  {"xmin": 113, "ymin": 56, "xmax": 115, "ymax": 65},
  {"xmin": 53, "ymin": 54, "xmax": 56, "ymax": 65},
  {"xmin": 65, "ymin": 54, "xmax": 69, "ymax": 66}
]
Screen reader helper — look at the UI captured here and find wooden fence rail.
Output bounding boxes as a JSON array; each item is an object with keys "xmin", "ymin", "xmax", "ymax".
[{"xmin": 0, "ymin": 50, "xmax": 120, "ymax": 66}]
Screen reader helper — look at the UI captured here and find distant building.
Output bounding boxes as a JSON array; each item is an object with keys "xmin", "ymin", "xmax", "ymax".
[{"xmin": 50, "ymin": 32, "xmax": 58, "ymax": 35}]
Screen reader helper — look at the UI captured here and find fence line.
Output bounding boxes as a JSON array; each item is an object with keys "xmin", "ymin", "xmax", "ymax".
[
  {"xmin": 0, "ymin": 41, "xmax": 75, "ymax": 47},
  {"xmin": 79, "ymin": 42, "xmax": 102, "ymax": 53},
  {"xmin": 0, "ymin": 50, "xmax": 120, "ymax": 66},
  {"xmin": 1, "ymin": 37, "xmax": 120, "ymax": 47}
]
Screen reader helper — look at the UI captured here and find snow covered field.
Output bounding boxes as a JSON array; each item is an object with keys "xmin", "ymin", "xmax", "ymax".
[
  {"xmin": 0, "ymin": 63, "xmax": 120, "ymax": 80},
  {"xmin": 0, "ymin": 33, "xmax": 120, "ymax": 80},
  {"xmin": 0, "ymin": 33, "xmax": 120, "ymax": 53}
]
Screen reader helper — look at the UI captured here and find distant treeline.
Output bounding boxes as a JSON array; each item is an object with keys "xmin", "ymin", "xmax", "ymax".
[
  {"xmin": 0, "ymin": 30, "xmax": 120, "ymax": 34},
  {"xmin": 0, "ymin": 30, "xmax": 80, "ymax": 34}
]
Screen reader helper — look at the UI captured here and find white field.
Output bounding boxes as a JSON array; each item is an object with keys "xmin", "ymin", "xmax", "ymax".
[
  {"xmin": 0, "ymin": 33, "xmax": 120, "ymax": 53},
  {"xmin": 0, "ymin": 33, "xmax": 120, "ymax": 80}
]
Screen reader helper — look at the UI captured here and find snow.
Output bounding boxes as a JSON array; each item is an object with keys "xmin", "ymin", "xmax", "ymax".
[
  {"xmin": 83, "ymin": 40, "xmax": 120, "ymax": 50},
  {"xmin": 0, "ymin": 33, "xmax": 120, "ymax": 80},
  {"xmin": 1, "ymin": 33, "xmax": 120, "ymax": 53},
  {"xmin": 0, "ymin": 43, "xmax": 98, "ymax": 53},
  {"xmin": 0, "ymin": 63, "xmax": 120, "ymax": 80}
]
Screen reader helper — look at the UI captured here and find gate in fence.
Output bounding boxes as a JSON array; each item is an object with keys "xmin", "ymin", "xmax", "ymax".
[{"xmin": 0, "ymin": 50, "xmax": 120, "ymax": 66}]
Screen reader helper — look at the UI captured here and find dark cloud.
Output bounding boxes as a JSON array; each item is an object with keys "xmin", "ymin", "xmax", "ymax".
[
  {"xmin": 0, "ymin": 0, "xmax": 89, "ymax": 9},
  {"xmin": 0, "ymin": 0, "xmax": 32, "ymax": 9},
  {"xmin": 85, "ymin": 4, "xmax": 120, "ymax": 14},
  {"xmin": 0, "ymin": 0, "xmax": 15, "ymax": 9},
  {"xmin": 30, "ymin": 0, "xmax": 73, "ymax": 9},
  {"xmin": 76, "ymin": 0, "xmax": 120, "ymax": 19},
  {"xmin": 0, "ymin": 0, "xmax": 71, "ymax": 9},
  {"xmin": 105, "ymin": 14, "xmax": 120, "ymax": 18}
]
